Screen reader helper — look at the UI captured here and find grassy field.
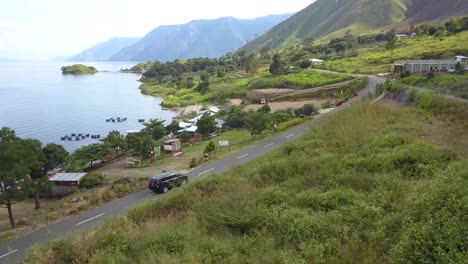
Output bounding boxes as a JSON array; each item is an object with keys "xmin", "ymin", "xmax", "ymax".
[
  {"xmin": 140, "ymin": 69, "xmax": 352, "ymax": 108},
  {"xmin": 400, "ymin": 73, "xmax": 468, "ymax": 99},
  {"xmin": 248, "ymin": 69, "xmax": 352, "ymax": 90},
  {"xmin": 324, "ymin": 31, "xmax": 468, "ymax": 74},
  {"xmin": 23, "ymin": 89, "xmax": 468, "ymax": 263}
]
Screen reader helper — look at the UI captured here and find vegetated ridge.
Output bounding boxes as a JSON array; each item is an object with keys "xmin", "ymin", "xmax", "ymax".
[
  {"xmin": 68, "ymin": 37, "xmax": 141, "ymax": 61},
  {"xmin": 242, "ymin": 0, "xmax": 468, "ymax": 51},
  {"xmin": 110, "ymin": 14, "xmax": 291, "ymax": 62}
]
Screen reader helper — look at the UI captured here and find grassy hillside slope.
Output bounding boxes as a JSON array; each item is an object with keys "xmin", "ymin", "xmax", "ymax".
[
  {"xmin": 24, "ymin": 90, "xmax": 468, "ymax": 263},
  {"xmin": 324, "ymin": 31, "xmax": 468, "ymax": 73},
  {"xmin": 242, "ymin": 0, "xmax": 468, "ymax": 51}
]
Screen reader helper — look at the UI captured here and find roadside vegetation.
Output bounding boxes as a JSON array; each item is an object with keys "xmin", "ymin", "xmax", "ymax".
[
  {"xmin": 400, "ymin": 72, "xmax": 468, "ymax": 99},
  {"xmin": 23, "ymin": 88, "xmax": 468, "ymax": 263}
]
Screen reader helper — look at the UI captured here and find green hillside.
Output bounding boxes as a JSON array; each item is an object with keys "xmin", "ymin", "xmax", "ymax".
[
  {"xmin": 23, "ymin": 88, "xmax": 468, "ymax": 263},
  {"xmin": 324, "ymin": 31, "xmax": 468, "ymax": 73},
  {"xmin": 242, "ymin": 0, "xmax": 468, "ymax": 51}
]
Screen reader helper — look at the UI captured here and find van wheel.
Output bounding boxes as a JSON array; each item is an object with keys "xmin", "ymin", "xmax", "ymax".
[{"xmin": 163, "ymin": 186, "xmax": 169, "ymax": 193}]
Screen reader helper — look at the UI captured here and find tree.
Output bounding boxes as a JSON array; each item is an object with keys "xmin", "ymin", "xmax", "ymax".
[
  {"xmin": 138, "ymin": 135, "xmax": 154, "ymax": 159},
  {"xmin": 386, "ymin": 32, "xmax": 398, "ymax": 62},
  {"xmin": 195, "ymin": 73, "xmax": 210, "ymax": 94},
  {"xmin": 269, "ymin": 54, "xmax": 284, "ymax": 75},
  {"xmin": 445, "ymin": 18, "xmax": 463, "ymax": 34},
  {"xmin": 104, "ymin": 130, "xmax": 127, "ymax": 151},
  {"xmin": 165, "ymin": 120, "xmax": 180, "ymax": 134},
  {"xmin": 0, "ymin": 131, "xmax": 44, "ymax": 227},
  {"xmin": 258, "ymin": 104, "xmax": 271, "ymax": 113},
  {"xmin": 246, "ymin": 112, "xmax": 270, "ymax": 137},
  {"xmin": 245, "ymin": 53, "xmax": 260, "ymax": 77},
  {"xmin": 197, "ymin": 113, "xmax": 216, "ymax": 138},
  {"xmin": 142, "ymin": 119, "xmax": 166, "ymax": 140},
  {"xmin": 0, "ymin": 142, "xmax": 34, "ymax": 228},
  {"xmin": 0, "ymin": 127, "xmax": 19, "ymax": 142},
  {"xmin": 71, "ymin": 143, "xmax": 114, "ymax": 170},
  {"xmin": 226, "ymin": 112, "xmax": 246, "ymax": 128},
  {"xmin": 20, "ymin": 139, "xmax": 46, "ymax": 210},
  {"xmin": 43, "ymin": 144, "xmax": 69, "ymax": 173}
]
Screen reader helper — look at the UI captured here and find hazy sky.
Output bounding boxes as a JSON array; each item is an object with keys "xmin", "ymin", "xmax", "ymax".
[{"xmin": 0, "ymin": 0, "xmax": 314, "ymax": 60}]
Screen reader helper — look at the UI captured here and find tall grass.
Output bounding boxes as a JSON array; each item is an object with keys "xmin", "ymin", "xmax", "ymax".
[{"xmin": 23, "ymin": 97, "xmax": 468, "ymax": 263}]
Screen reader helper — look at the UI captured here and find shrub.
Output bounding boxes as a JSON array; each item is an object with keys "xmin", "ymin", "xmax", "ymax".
[
  {"xmin": 391, "ymin": 162, "xmax": 468, "ymax": 263},
  {"xmin": 225, "ymin": 112, "xmax": 246, "ymax": 128},
  {"xmin": 271, "ymin": 111, "xmax": 293, "ymax": 124},
  {"xmin": 257, "ymin": 104, "xmax": 271, "ymax": 113},
  {"xmin": 321, "ymin": 100, "xmax": 334, "ymax": 109},
  {"xmin": 303, "ymin": 104, "xmax": 318, "ymax": 116},
  {"xmin": 293, "ymin": 108, "xmax": 304, "ymax": 117},
  {"xmin": 142, "ymin": 229, "xmax": 190, "ymax": 254},
  {"xmin": 179, "ymin": 131, "xmax": 191, "ymax": 142},
  {"xmin": 426, "ymin": 71, "xmax": 435, "ymax": 79},
  {"xmin": 80, "ymin": 173, "xmax": 104, "ymax": 189},
  {"xmin": 277, "ymin": 118, "xmax": 305, "ymax": 131},
  {"xmin": 204, "ymin": 141, "xmax": 216, "ymax": 154}
]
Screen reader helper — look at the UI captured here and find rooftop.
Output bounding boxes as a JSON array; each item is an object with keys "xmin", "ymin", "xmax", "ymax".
[{"xmin": 49, "ymin": 173, "xmax": 87, "ymax": 182}]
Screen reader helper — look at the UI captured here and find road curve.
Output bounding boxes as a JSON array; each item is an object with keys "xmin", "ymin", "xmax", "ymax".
[{"xmin": 0, "ymin": 75, "xmax": 384, "ymax": 264}]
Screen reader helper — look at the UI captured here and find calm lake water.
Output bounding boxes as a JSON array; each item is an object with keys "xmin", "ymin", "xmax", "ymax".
[{"xmin": 0, "ymin": 62, "xmax": 177, "ymax": 151}]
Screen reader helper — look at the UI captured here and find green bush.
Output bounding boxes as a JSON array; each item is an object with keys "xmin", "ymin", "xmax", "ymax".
[
  {"xmin": 142, "ymin": 229, "xmax": 190, "ymax": 254},
  {"xmin": 277, "ymin": 118, "xmax": 305, "ymax": 131},
  {"xmin": 391, "ymin": 162, "xmax": 468, "ymax": 263},
  {"xmin": 204, "ymin": 141, "xmax": 216, "ymax": 154},
  {"xmin": 79, "ymin": 173, "xmax": 104, "ymax": 189},
  {"xmin": 303, "ymin": 104, "xmax": 318, "ymax": 116}
]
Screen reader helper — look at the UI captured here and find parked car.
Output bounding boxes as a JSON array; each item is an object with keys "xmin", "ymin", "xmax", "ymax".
[{"xmin": 148, "ymin": 172, "xmax": 188, "ymax": 193}]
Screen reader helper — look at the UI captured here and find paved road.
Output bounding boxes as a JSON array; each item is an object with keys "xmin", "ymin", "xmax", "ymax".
[{"xmin": 0, "ymin": 76, "xmax": 383, "ymax": 264}]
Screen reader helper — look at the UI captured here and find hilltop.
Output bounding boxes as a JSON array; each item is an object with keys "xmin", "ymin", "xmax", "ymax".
[{"xmin": 242, "ymin": 0, "xmax": 468, "ymax": 51}]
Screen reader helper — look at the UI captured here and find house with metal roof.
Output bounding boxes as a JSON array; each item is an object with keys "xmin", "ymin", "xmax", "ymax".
[{"xmin": 48, "ymin": 173, "xmax": 88, "ymax": 196}]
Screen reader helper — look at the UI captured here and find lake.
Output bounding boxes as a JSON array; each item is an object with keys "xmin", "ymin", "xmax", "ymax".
[{"xmin": 0, "ymin": 62, "xmax": 177, "ymax": 151}]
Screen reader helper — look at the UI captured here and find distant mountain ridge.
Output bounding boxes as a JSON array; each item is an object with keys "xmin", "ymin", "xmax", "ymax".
[
  {"xmin": 109, "ymin": 14, "xmax": 292, "ymax": 61},
  {"xmin": 68, "ymin": 37, "xmax": 141, "ymax": 61},
  {"xmin": 241, "ymin": 0, "xmax": 468, "ymax": 51}
]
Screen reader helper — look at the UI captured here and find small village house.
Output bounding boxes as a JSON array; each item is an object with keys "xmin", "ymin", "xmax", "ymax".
[{"xmin": 48, "ymin": 172, "xmax": 88, "ymax": 196}]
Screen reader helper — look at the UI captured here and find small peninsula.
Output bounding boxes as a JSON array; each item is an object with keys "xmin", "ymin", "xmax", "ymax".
[{"xmin": 61, "ymin": 64, "xmax": 98, "ymax": 74}]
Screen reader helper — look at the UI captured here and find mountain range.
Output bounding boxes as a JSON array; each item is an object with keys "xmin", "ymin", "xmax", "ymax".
[
  {"xmin": 69, "ymin": 14, "xmax": 291, "ymax": 62},
  {"xmin": 241, "ymin": 0, "xmax": 468, "ymax": 51},
  {"xmin": 68, "ymin": 37, "xmax": 140, "ymax": 61}
]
